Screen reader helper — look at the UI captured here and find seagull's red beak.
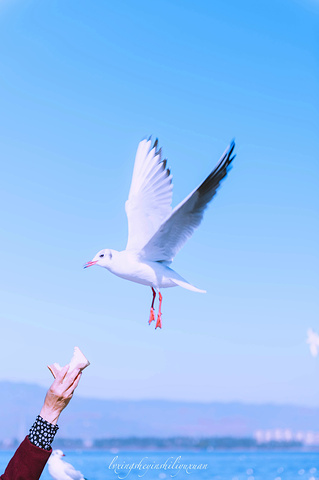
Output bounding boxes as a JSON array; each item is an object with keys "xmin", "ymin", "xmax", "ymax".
[
  {"xmin": 62, "ymin": 454, "xmax": 65, "ymax": 456},
  {"xmin": 83, "ymin": 260, "xmax": 98, "ymax": 269}
]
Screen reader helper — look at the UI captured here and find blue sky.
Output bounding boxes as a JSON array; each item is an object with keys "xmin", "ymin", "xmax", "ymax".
[{"xmin": 0, "ymin": 0, "xmax": 318, "ymax": 406}]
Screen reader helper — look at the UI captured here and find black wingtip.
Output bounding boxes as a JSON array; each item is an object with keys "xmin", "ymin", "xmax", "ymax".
[
  {"xmin": 153, "ymin": 138, "xmax": 158, "ymax": 149},
  {"xmin": 222, "ymin": 140, "xmax": 236, "ymax": 168},
  {"xmin": 228, "ymin": 139, "xmax": 235, "ymax": 154}
]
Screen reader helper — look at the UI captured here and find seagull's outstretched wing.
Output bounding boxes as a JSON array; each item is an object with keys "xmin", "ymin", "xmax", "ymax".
[
  {"xmin": 139, "ymin": 141, "xmax": 236, "ymax": 262},
  {"xmin": 125, "ymin": 138, "xmax": 173, "ymax": 252}
]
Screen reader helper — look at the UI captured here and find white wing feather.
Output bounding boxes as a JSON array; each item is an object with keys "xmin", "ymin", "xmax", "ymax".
[
  {"xmin": 139, "ymin": 141, "xmax": 236, "ymax": 262},
  {"xmin": 125, "ymin": 138, "xmax": 173, "ymax": 251},
  {"xmin": 64, "ymin": 462, "xmax": 85, "ymax": 480}
]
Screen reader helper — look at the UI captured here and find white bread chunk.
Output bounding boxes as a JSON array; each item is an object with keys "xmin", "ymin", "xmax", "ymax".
[
  {"xmin": 48, "ymin": 347, "xmax": 90, "ymax": 378},
  {"xmin": 69, "ymin": 346, "xmax": 90, "ymax": 372}
]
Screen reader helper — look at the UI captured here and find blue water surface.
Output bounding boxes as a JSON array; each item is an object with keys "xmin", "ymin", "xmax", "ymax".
[{"xmin": 0, "ymin": 450, "xmax": 318, "ymax": 480}]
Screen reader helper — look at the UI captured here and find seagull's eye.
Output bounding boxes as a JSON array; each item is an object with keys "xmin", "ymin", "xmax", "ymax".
[{"xmin": 99, "ymin": 254, "xmax": 104, "ymax": 258}]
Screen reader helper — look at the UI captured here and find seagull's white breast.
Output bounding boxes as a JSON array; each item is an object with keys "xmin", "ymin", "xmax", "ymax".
[{"xmin": 102, "ymin": 250, "xmax": 177, "ymax": 289}]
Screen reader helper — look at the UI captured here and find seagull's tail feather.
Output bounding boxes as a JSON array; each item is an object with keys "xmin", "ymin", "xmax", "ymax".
[{"xmin": 172, "ymin": 277, "xmax": 206, "ymax": 293}]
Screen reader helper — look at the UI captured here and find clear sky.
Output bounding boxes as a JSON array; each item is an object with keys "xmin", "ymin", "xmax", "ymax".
[{"xmin": 0, "ymin": 0, "xmax": 318, "ymax": 406}]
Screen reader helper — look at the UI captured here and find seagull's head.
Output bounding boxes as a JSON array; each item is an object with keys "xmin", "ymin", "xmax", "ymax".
[
  {"xmin": 51, "ymin": 449, "xmax": 65, "ymax": 459},
  {"xmin": 84, "ymin": 249, "xmax": 114, "ymax": 269}
]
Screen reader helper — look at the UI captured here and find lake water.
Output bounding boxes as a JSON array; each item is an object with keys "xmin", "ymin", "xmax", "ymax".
[{"xmin": 0, "ymin": 450, "xmax": 319, "ymax": 479}]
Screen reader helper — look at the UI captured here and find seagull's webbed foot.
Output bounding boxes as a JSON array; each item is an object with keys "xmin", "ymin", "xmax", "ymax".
[
  {"xmin": 155, "ymin": 313, "xmax": 162, "ymax": 329},
  {"xmin": 149, "ymin": 307, "xmax": 155, "ymax": 324},
  {"xmin": 155, "ymin": 291, "xmax": 163, "ymax": 329}
]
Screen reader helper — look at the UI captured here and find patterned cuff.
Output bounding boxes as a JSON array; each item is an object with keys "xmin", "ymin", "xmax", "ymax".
[{"xmin": 28, "ymin": 415, "xmax": 59, "ymax": 451}]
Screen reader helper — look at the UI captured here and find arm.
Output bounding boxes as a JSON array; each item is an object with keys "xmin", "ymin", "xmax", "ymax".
[
  {"xmin": 0, "ymin": 366, "xmax": 82, "ymax": 480},
  {"xmin": 0, "ymin": 438, "xmax": 51, "ymax": 480}
]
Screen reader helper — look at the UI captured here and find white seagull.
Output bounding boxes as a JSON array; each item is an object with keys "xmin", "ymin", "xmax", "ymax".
[
  {"xmin": 84, "ymin": 137, "xmax": 236, "ymax": 328},
  {"xmin": 48, "ymin": 450, "xmax": 87, "ymax": 480},
  {"xmin": 307, "ymin": 328, "xmax": 319, "ymax": 357}
]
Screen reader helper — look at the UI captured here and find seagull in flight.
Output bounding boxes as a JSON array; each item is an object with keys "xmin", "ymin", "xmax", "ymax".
[
  {"xmin": 307, "ymin": 328, "xmax": 319, "ymax": 357},
  {"xmin": 84, "ymin": 137, "xmax": 236, "ymax": 328},
  {"xmin": 48, "ymin": 450, "xmax": 87, "ymax": 480}
]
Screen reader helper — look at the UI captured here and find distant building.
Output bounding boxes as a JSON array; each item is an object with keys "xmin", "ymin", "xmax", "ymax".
[{"xmin": 254, "ymin": 429, "xmax": 319, "ymax": 446}]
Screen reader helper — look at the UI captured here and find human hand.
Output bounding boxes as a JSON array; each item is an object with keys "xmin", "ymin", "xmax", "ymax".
[{"xmin": 39, "ymin": 365, "xmax": 82, "ymax": 425}]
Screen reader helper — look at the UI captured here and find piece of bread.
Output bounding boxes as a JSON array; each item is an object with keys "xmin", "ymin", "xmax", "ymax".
[{"xmin": 48, "ymin": 347, "xmax": 90, "ymax": 378}]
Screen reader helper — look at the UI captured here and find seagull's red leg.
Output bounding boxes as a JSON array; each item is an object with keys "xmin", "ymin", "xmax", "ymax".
[
  {"xmin": 149, "ymin": 287, "xmax": 156, "ymax": 324},
  {"xmin": 155, "ymin": 291, "xmax": 163, "ymax": 329}
]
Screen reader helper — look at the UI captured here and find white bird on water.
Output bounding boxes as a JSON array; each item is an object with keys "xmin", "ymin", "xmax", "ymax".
[
  {"xmin": 48, "ymin": 450, "xmax": 87, "ymax": 480},
  {"xmin": 84, "ymin": 137, "xmax": 236, "ymax": 328}
]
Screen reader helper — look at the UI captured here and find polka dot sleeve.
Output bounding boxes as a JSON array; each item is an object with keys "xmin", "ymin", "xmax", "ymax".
[{"xmin": 28, "ymin": 415, "xmax": 59, "ymax": 451}]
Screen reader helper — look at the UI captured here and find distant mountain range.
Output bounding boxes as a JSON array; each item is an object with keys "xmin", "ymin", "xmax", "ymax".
[{"xmin": 1, "ymin": 381, "xmax": 319, "ymax": 442}]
